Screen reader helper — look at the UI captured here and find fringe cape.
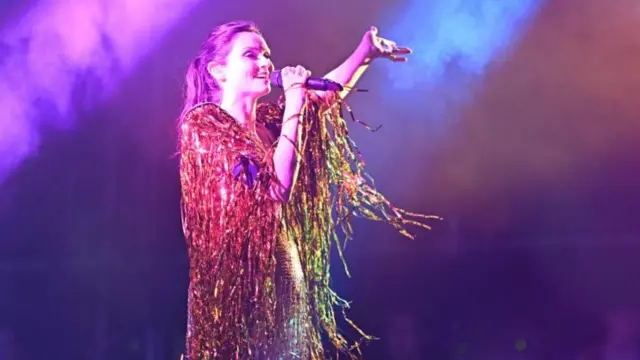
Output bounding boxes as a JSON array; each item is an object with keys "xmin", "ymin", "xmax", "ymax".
[{"xmin": 179, "ymin": 93, "xmax": 437, "ymax": 359}]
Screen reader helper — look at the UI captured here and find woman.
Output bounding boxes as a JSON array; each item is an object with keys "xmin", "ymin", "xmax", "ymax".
[{"xmin": 178, "ymin": 20, "xmax": 437, "ymax": 359}]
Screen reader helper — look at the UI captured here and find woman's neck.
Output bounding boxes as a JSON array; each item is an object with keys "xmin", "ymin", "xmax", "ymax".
[{"xmin": 219, "ymin": 93, "xmax": 258, "ymax": 133}]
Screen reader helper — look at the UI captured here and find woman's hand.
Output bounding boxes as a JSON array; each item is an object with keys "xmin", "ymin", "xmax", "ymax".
[
  {"xmin": 315, "ymin": 26, "xmax": 411, "ymax": 99},
  {"xmin": 360, "ymin": 26, "xmax": 412, "ymax": 63},
  {"xmin": 281, "ymin": 65, "xmax": 311, "ymax": 105}
]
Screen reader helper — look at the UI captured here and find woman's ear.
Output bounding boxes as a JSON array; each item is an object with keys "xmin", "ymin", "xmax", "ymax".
[{"xmin": 207, "ymin": 61, "xmax": 225, "ymax": 83}]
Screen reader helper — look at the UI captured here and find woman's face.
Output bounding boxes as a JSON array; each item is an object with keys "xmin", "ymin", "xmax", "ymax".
[{"xmin": 213, "ymin": 32, "xmax": 274, "ymax": 99}]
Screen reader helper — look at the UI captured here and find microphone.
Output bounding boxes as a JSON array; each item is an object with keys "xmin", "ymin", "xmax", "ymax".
[{"xmin": 270, "ymin": 69, "xmax": 344, "ymax": 92}]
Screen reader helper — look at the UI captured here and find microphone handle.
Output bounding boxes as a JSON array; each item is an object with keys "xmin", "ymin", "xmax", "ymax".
[
  {"xmin": 270, "ymin": 70, "xmax": 343, "ymax": 92},
  {"xmin": 305, "ymin": 78, "xmax": 344, "ymax": 92}
]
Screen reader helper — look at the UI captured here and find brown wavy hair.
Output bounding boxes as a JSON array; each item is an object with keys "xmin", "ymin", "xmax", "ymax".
[{"xmin": 178, "ymin": 20, "xmax": 262, "ymax": 121}]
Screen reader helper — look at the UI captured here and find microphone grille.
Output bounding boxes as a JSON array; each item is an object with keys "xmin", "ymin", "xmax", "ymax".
[{"xmin": 269, "ymin": 70, "xmax": 282, "ymax": 87}]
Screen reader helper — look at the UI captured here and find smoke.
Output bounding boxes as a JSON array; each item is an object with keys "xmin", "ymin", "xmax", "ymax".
[
  {"xmin": 0, "ymin": 0, "xmax": 201, "ymax": 183},
  {"xmin": 383, "ymin": 0, "xmax": 544, "ymax": 122}
]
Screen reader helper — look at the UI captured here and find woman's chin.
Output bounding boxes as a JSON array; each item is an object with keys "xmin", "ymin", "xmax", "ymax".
[
  {"xmin": 257, "ymin": 85, "xmax": 272, "ymax": 97},
  {"xmin": 244, "ymin": 84, "xmax": 271, "ymax": 99}
]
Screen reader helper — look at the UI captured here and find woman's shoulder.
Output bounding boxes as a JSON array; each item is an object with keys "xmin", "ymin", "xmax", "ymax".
[
  {"xmin": 257, "ymin": 100, "xmax": 283, "ymax": 125},
  {"xmin": 181, "ymin": 102, "xmax": 237, "ymax": 133},
  {"xmin": 256, "ymin": 101, "xmax": 284, "ymax": 141}
]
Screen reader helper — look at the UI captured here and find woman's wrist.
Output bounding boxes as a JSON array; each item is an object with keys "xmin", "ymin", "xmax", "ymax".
[
  {"xmin": 354, "ymin": 38, "xmax": 374, "ymax": 66},
  {"xmin": 284, "ymin": 95, "xmax": 306, "ymax": 113}
]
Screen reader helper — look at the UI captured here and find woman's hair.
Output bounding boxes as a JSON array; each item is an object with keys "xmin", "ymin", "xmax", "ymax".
[{"xmin": 179, "ymin": 21, "xmax": 263, "ymax": 121}]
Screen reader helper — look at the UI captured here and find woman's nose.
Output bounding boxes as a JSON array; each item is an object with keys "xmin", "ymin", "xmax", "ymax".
[{"xmin": 258, "ymin": 56, "xmax": 272, "ymax": 68}]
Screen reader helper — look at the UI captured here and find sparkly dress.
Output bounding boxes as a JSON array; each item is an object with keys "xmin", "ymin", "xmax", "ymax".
[{"xmin": 179, "ymin": 94, "xmax": 436, "ymax": 359}]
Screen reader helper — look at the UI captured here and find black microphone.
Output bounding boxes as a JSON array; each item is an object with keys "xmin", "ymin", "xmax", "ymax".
[{"xmin": 270, "ymin": 69, "xmax": 344, "ymax": 92}]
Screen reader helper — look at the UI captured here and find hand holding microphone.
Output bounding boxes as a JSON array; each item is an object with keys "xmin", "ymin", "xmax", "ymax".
[
  {"xmin": 277, "ymin": 65, "xmax": 311, "ymax": 104},
  {"xmin": 271, "ymin": 67, "xmax": 344, "ymax": 93}
]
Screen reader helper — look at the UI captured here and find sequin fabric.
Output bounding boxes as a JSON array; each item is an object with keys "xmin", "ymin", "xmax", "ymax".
[{"xmin": 179, "ymin": 94, "xmax": 439, "ymax": 359}]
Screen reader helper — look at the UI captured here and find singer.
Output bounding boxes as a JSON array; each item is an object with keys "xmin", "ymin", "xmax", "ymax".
[{"xmin": 178, "ymin": 20, "xmax": 435, "ymax": 359}]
